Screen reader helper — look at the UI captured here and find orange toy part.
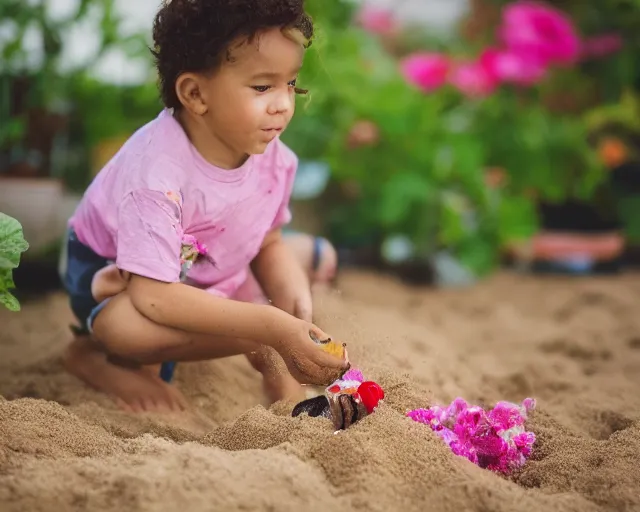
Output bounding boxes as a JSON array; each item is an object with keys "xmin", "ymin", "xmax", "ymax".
[{"xmin": 310, "ymin": 331, "xmax": 348, "ymax": 361}]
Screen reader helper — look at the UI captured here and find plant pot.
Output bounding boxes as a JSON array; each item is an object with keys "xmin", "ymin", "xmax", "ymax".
[{"xmin": 0, "ymin": 177, "xmax": 68, "ymax": 255}]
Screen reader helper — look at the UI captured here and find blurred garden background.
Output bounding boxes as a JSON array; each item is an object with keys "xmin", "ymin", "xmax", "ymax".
[{"xmin": 2, "ymin": 0, "xmax": 640, "ymax": 292}]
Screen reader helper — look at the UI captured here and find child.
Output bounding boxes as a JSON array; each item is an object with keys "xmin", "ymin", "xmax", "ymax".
[{"xmin": 61, "ymin": 0, "xmax": 348, "ymax": 413}]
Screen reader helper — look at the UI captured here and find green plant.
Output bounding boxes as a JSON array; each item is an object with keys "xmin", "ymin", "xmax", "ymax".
[
  {"xmin": 285, "ymin": 7, "xmax": 539, "ymax": 274},
  {"xmin": 1, "ymin": 0, "xmax": 148, "ymax": 103},
  {"xmin": 284, "ymin": 0, "xmax": 640, "ymax": 276},
  {"xmin": 0, "ymin": 213, "xmax": 29, "ymax": 311},
  {"xmin": 1, "ymin": 0, "xmax": 151, "ymax": 184}
]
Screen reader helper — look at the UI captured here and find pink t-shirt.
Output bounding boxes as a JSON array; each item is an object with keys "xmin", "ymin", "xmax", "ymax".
[{"xmin": 70, "ymin": 109, "xmax": 297, "ymax": 298}]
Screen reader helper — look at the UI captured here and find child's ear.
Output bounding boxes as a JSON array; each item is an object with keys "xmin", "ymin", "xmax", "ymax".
[{"xmin": 175, "ymin": 73, "xmax": 208, "ymax": 115}]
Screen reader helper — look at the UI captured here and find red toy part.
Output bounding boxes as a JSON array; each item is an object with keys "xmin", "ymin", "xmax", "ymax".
[{"xmin": 357, "ymin": 381, "xmax": 384, "ymax": 414}]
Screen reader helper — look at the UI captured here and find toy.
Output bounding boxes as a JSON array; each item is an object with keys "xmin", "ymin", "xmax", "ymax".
[
  {"xmin": 407, "ymin": 397, "xmax": 536, "ymax": 474},
  {"xmin": 309, "ymin": 331, "xmax": 348, "ymax": 360},
  {"xmin": 292, "ymin": 368, "xmax": 384, "ymax": 431}
]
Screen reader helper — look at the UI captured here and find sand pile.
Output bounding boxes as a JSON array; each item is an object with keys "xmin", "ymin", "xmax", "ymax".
[{"xmin": 1, "ymin": 271, "xmax": 639, "ymax": 511}]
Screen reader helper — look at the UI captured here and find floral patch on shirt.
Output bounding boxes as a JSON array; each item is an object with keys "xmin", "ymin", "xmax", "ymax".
[{"xmin": 179, "ymin": 234, "xmax": 209, "ymax": 281}]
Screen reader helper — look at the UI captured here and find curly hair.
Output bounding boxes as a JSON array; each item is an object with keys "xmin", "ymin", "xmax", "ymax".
[{"xmin": 151, "ymin": 0, "xmax": 314, "ymax": 110}]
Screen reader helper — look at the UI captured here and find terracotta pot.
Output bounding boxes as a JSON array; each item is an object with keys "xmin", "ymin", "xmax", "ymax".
[{"xmin": 506, "ymin": 231, "xmax": 626, "ymax": 263}]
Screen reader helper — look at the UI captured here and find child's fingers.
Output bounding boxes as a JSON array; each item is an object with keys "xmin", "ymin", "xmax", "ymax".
[
  {"xmin": 308, "ymin": 325, "xmax": 330, "ymax": 342},
  {"xmin": 294, "ymin": 351, "xmax": 349, "ymax": 386},
  {"xmin": 311, "ymin": 348, "xmax": 350, "ymax": 370}
]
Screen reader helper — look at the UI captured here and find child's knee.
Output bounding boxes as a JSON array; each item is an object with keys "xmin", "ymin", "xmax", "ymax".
[
  {"xmin": 315, "ymin": 238, "xmax": 337, "ymax": 283},
  {"xmin": 284, "ymin": 232, "xmax": 338, "ymax": 283},
  {"xmin": 91, "ymin": 264, "xmax": 129, "ymax": 303}
]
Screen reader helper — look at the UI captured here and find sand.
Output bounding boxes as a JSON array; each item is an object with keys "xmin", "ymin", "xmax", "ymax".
[{"xmin": 1, "ymin": 270, "xmax": 639, "ymax": 512}]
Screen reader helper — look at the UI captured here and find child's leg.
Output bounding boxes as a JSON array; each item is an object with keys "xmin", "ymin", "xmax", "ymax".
[
  {"xmin": 61, "ymin": 229, "xmax": 189, "ymax": 413},
  {"xmin": 65, "ymin": 289, "xmax": 273, "ymax": 412},
  {"xmin": 80, "ymin": 262, "xmax": 299, "ymax": 408},
  {"xmin": 283, "ymin": 232, "xmax": 338, "ymax": 285},
  {"xmin": 64, "ymin": 333, "xmax": 188, "ymax": 413},
  {"xmin": 92, "ymin": 265, "xmax": 130, "ymax": 303},
  {"xmin": 232, "ymin": 232, "xmax": 338, "ymax": 304},
  {"xmin": 68, "ymin": 233, "xmax": 339, "ymax": 412}
]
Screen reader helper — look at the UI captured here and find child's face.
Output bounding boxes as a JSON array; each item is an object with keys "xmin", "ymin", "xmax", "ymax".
[{"xmin": 198, "ymin": 28, "xmax": 304, "ymax": 165}]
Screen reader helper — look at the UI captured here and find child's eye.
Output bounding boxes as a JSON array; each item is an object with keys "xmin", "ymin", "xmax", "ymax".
[
  {"xmin": 287, "ymin": 79, "xmax": 297, "ymax": 87},
  {"xmin": 251, "ymin": 85, "xmax": 271, "ymax": 92}
]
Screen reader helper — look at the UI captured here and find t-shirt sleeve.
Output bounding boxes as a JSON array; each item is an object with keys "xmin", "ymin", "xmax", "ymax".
[
  {"xmin": 115, "ymin": 188, "xmax": 184, "ymax": 282},
  {"xmin": 270, "ymin": 140, "xmax": 299, "ymax": 230}
]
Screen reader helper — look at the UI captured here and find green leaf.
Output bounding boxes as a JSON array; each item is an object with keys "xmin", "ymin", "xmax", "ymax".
[
  {"xmin": 439, "ymin": 193, "xmax": 467, "ymax": 246},
  {"xmin": 0, "ymin": 117, "xmax": 25, "ymax": 145},
  {"xmin": 456, "ymin": 236, "xmax": 498, "ymax": 277},
  {"xmin": 0, "ymin": 290, "xmax": 20, "ymax": 312},
  {"xmin": 0, "ymin": 213, "xmax": 28, "ymax": 312},
  {"xmin": 379, "ymin": 172, "xmax": 432, "ymax": 226},
  {"xmin": 0, "ymin": 212, "xmax": 29, "ymax": 269},
  {"xmin": 1, "ymin": 267, "xmax": 15, "ymax": 291},
  {"xmin": 497, "ymin": 196, "xmax": 538, "ymax": 244}
]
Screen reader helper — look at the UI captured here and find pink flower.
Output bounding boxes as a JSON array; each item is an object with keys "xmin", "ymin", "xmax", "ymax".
[
  {"xmin": 580, "ymin": 33, "xmax": 623, "ymax": 59},
  {"xmin": 499, "ymin": 1, "xmax": 580, "ymax": 66},
  {"xmin": 341, "ymin": 368, "xmax": 365, "ymax": 383},
  {"xmin": 449, "ymin": 60, "xmax": 499, "ymax": 98},
  {"xmin": 355, "ymin": 4, "xmax": 396, "ymax": 35},
  {"xmin": 407, "ymin": 398, "xmax": 536, "ymax": 474},
  {"xmin": 480, "ymin": 47, "xmax": 547, "ymax": 85},
  {"xmin": 181, "ymin": 234, "xmax": 208, "ymax": 257},
  {"xmin": 400, "ymin": 53, "xmax": 450, "ymax": 93},
  {"xmin": 488, "ymin": 400, "xmax": 527, "ymax": 430}
]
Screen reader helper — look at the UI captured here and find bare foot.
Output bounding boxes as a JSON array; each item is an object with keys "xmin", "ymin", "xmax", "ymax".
[{"xmin": 64, "ymin": 335, "xmax": 188, "ymax": 413}]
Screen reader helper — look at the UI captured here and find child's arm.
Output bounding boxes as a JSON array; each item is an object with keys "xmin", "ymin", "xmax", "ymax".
[
  {"xmin": 128, "ymin": 274, "xmax": 290, "ymax": 342},
  {"xmin": 251, "ymin": 228, "xmax": 312, "ymax": 321},
  {"xmin": 126, "ymin": 275, "xmax": 345, "ymax": 384}
]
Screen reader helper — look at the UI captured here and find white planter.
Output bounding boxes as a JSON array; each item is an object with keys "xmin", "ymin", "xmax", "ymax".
[{"xmin": 0, "ymin": 177, "xmax": 73, "ymax": 255}]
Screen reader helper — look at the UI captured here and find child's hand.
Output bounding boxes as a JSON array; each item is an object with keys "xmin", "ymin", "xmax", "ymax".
[{"xmin": 269, "ymin": 319, "xmax": 349, "ymax": 386}]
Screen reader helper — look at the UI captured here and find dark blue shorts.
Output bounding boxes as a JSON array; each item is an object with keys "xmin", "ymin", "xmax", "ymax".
[
  {"xmin": 60, "ymin": 229, "xmax": 177, "ymax": 382},
  {"xmin": 62, "ymin": 228, "xmax": 111, "ymax": 335}
]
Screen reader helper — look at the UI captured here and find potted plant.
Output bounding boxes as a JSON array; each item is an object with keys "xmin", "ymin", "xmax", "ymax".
[{"xmin": 0, "ymin": 0, "xmax": 149, "ymax": 255}]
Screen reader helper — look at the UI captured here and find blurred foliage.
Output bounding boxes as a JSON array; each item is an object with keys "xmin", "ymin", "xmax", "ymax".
[
  {"xmin": 285, "ymin": 3, "xmax": 507, "ymax": 272},
  {"xmin": 0, "ymin": 0, "xmax": 151, "ymax": 185},
  {"xmin": 283, "ymin": 0, "xmax": 640, "ymax": 274}
]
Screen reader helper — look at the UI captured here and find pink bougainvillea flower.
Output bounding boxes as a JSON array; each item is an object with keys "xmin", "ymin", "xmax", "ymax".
[
  {"xmin": 480, "ymin": 47, "xmax": 547, "ymax": 85},
  {"xmin": 580, "ymin": 33, "xmax": 624, "ymax": 59},
  {"xmin": 355, "ymin": 4, "xmax": 396, "ymax": 35},
  {"xmin": 449, "ymin": 59, "xmax": 499, "ymax": 98},
  {"xmin": 400, "ymin": 53, "xmax": 450, "ymax": 93},
  {"xmin": 407, "ymin": 398, "xmax": 536, "ymax": 474},
  {"xmin": 499, "ymin": 1, "xmax": 580, "ymax": 65}
]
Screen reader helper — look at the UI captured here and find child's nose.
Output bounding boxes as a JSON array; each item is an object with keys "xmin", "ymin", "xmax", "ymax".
[{"xmin": 267, "ymin": 89, "xmax": 293, "ymax": 115}]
